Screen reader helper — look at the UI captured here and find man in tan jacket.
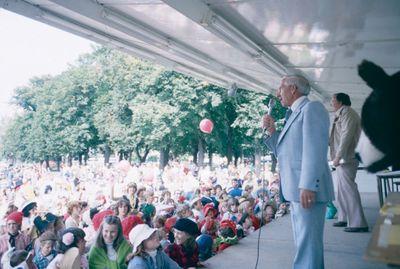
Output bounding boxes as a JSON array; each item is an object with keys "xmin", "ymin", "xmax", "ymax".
[{"xmin": 330, "ymin": 93, "xmax": 368, "ymax": 232}]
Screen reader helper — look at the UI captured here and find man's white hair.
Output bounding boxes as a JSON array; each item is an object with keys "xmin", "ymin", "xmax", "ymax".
[{"xmin": 283, "ymin": 75, "xmax": 311, "ymax": 96}]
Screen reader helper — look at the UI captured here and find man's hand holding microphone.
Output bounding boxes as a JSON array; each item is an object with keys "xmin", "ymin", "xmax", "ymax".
[{"xmin": 262, "ymin": 99, "xmax": 276, "ymax": 135}]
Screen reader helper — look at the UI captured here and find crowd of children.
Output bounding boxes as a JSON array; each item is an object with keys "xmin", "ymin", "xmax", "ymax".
[{"xmin": 0, "ymin": 161, "xmax": 289, "ymax": 268}]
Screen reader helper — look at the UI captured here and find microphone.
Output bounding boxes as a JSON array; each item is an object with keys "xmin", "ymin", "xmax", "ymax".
[
  {"xmin": 267, "ymin": 99, "xmax": 276, "ymax": 116},
  {"xmin": 228, "ymin": 83, "xmax": 238, "ymax": 97},
  {"xmin": 263, "ymin": 99, "xmax": 276, "ymax": 133}
]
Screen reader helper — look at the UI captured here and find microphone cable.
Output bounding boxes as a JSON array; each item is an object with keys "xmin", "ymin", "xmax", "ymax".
[
  {"xmin": 255, "ymin": 98, "xmax": 276, "ymax": 268},
  {"xmin": 254, "ymin": 174, "xmax": 267, "ymax": 269}
]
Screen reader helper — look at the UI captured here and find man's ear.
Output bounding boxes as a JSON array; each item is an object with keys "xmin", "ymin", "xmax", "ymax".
[{"xmin": 290, "ymin": 85, "xmax": 298, "ymax": 95}]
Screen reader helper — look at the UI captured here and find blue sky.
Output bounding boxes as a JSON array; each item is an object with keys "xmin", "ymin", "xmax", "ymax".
[{"xmin": 0, "ymin": 9, "xmax": 94, "ymax": 120}]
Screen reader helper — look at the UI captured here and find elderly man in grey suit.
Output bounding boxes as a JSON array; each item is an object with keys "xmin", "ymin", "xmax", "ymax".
[
  {"xmin": 330, "ymin": 93, "xmax": 368, "ymax": 232},
  {"xmin": 263, "ymin": 75, "xmax": 335, "ymax": 269}
]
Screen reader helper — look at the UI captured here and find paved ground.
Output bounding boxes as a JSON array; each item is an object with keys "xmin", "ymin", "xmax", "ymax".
[{"xmin": 205, "ymin": 170, "xmax": 391, "ymax": 269}]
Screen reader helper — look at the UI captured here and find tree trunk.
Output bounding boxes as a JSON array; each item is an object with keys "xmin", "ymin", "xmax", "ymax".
[
  {"xmin": 226, "ymin": 126, "xmax": 233, "ymax": 165},
  {"xmin": 197, "ymin": 138, "xmax": 205, "ymax": 167},
  {"xmin": 104, "ymin": 145, "xmax": 111, "ymax": 165},
  {"xmin": 84, "ymin": 151, "xmax": 89, "ymax": 166},
  {"xmin": 159, "ymin": 137, "xmax": 170, "ymax": 170},
  {"xmin": 56, "ymin": 156, "xmax": 61, "ymax": 171},
  {"xmin": 78, "ymin": 154, "xmax": 83, "ymax": 166},
  {"xmin": 128, "ymin": 151, "xmax": 132, "ymax": 163},
  {"xmin": 192, "ymin": 139, "xmax": 198, "ymax": 165},
  {"xmin": 135, "ymin": 144, "xmax": 150, "ymax": 164},
  {"xmin": 8, "ymin": 156, "xmax": 16, "ymax": 167},
  {"xmin": 208, "ymin": 147, "xmax": 213, "ymax": 168},
  {"xmin": 68, "ymin": 154, "xmax": 73, "ymax": 167},
  {"xmin": 45, "ymin": 158, "xmax": 50, "ymax": 169},
  {"xmin": 254, "ymin": 138, "xmax": 262, "ymax": 178},
  {"xmin": 234, "ymin": 155, "xmax": 239, "ymax": 167}
]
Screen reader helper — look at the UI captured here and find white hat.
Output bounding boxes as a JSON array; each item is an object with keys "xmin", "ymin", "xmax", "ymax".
[
  {"xmin": 189, "ymin": 196, "xmax": 201, "ymax": 208},
  {"xmin": 20, "ymin": 200, "xmax": 37, "ymax": 213},
  {"xmin": 128, "ymin": 224, "xmax": 157, "ymax": 253}
]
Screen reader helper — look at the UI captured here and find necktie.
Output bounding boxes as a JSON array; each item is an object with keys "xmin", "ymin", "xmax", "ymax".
[
  {"xmin": 284, "ymin": 108, "xmax": 292, "ymax": 125},
  {"xmin": 9, "ymin": 233, "xmax": 17, "ymax": 248}
]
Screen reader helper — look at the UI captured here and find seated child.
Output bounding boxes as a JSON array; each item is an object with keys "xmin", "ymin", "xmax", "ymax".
[
  {"xmin": 272, "ymin": 193, "xmax": 289, "ymax": 218},
  {"xmin": 222, "ymin": 198, "xmax": 241, "ymax": 224},
  {"xmin": 33, "ymin": 231, "xmax": 58, "ymax": 269},
  {"xmin": 128, "ymin": 224, "xmax": 180, "ymax": 269},
  {"xmin": 262, "ymin": 201, "xmax": 277, "ymax": 225},
  {"xmin": 196, "ymin": 234, "xmax": 213, "ymax": 262},
  {"xmin": 4, "ymin": 250, "xmax": 31, "ymax": 269},
  {"xmin": 165, "ymin": 218, "xmax": 200, "ymax": 269},
  {"xmin": 239, "ymin": 198, "xmax": 260, "ymax": 231},
  {"xmin": 214, "ymin": 220, "xmax": 238, "ymax": 253},
  {"xmin": 239, "ymin": 213, "xmax": 255, "ymax": 236},
  {"xmin": 217, "ymin": 201, "xmax": 228, "ymax": 222},
  {"xmin": 200, "ymin": 204, "xmax": 218, "ymax": 238}
]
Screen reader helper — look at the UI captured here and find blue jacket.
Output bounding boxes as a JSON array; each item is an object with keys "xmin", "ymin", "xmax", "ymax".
[
  {"xmin": 33, "ymin": 249, "xmax": 57, "ymax": 269},
  {"xmin": 127, "ymin": 249, "xmax": 181, "ymax": 269},
  {"xmin": 264, "ymin": 98, "xmax": 334, "ymax": 202}
]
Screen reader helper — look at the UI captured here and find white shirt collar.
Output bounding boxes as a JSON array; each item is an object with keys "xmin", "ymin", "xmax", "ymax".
[{"xmin": 290, "ymin": 96, "xmax": 307, "ymax": 112}]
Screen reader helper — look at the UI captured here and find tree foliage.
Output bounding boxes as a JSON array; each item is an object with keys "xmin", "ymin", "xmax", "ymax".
[{"xmin": 1, "ymin": 46, "xmax": 286, "ymax": 169}]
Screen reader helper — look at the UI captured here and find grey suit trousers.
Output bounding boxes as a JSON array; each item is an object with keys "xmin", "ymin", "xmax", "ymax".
[
  {"xmin": 335, "ymin": 161, "xmax": 368, "ymax": 228},
  {"xmin": 291, "ymin": 202, "xmax": 327, "ymax": 269}
]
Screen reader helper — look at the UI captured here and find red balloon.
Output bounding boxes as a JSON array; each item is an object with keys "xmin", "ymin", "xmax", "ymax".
[{"xmin": 199, "ymin": 118, "xmax": 214, "ymax": 134}]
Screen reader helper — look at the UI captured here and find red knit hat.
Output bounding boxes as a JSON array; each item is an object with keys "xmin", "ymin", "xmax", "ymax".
[
  {"xmin": 178, "ymin": 195, "xmax": 186, "ymax": 203},
  {"xmin": 203, "ymin": 203, "xmax": 217, "ymax": 217},
  {"xmin": 7, "ymin": 211, "xmax": 23, "ymax": 225},
  {"xmin": 220, "ymin": 219, "xmax": 237, "ymax": 235},
  {"xmin": 165, "ymin": 216, "xmax": 177, "ymax": 233},
  {"xmin": 121, "ymin": 215, "xmax": 143, "ymax": 239},
  {"xmin": 92, "ymin": 209, "xmax": 114, "ymax": 231}
]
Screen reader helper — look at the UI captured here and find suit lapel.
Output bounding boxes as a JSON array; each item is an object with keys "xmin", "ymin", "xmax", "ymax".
[{"xmin": 278, "ymin": 98, "xmax": 309, "ymax": 144}]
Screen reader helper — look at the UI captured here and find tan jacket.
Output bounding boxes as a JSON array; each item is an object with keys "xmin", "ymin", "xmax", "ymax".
[{"xmin": 329, "ymin": 106, "xmax": 361, "ymax": 163}]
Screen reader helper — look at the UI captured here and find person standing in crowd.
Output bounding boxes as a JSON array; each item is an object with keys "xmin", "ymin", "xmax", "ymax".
[
  {"xmin": 330, "ymin": 93, "xmax": 368, "ymax": 232},
  {"xmin": 0, "ymin": 212, "xmax": 31, "ymax": 264},
  {"xmin": 88, "ymin": 215, "xmax": 132, "ymax": 269},
  {"xmin": 262, "ymin": 74, "xmax": 334, "ymax": 269}
]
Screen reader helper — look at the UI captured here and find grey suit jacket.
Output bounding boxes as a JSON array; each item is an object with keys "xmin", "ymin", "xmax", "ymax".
[
  {"xmin": 329, "ymin": 105, "xmax": 361, "ymax": 163},
  {"xmin": 265, "ymin": 98, "xmax": 334, "ymax": 202}
]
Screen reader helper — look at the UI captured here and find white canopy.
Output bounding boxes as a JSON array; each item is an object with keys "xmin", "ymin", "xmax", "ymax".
[{"xmin": 1, "ymin": 0, "xmax": 399, "ymax": 113}]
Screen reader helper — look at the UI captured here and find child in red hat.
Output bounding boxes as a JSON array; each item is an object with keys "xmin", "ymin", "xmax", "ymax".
[
  {"xmin": 199, "ymin": 203, "xmax": 218, "ymax": 238},
  {"xmin": 214, "ymin": 219, "xmax": 238, "ymax": 253}
]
